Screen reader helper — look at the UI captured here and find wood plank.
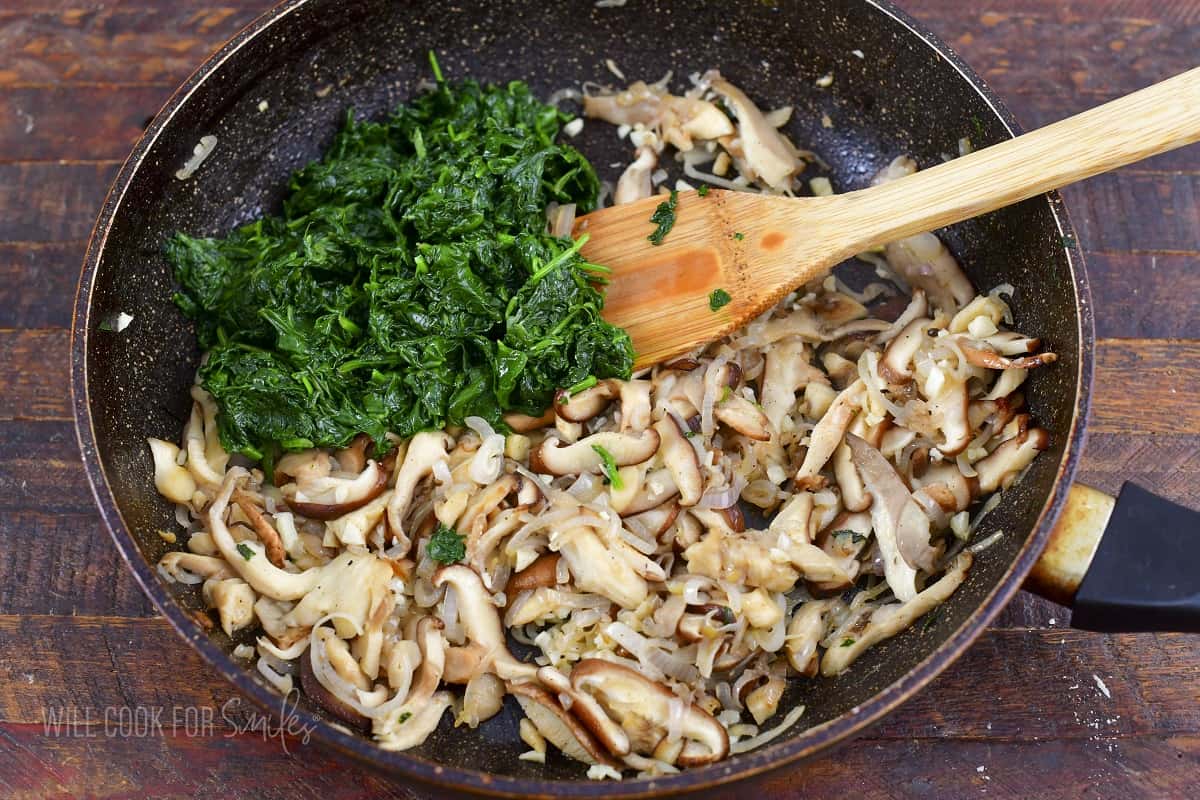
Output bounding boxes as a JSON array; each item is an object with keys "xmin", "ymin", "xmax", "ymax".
[
  {"xmin": 0, "ymin": 725, "xmax": 1193, "ymax": 800},
  {"xmin": 1092, "ymin": 339, "xmax": 1200, "ymax": 435},
  {"xmin": 761, "ymin": 736, "xmax": 1200, "ymax": 799},
  {"xmin": 0, "ymin": 421, "xmax": 97, "ymax": 515},
  {"xmin": 0, "ymin": 86, "xmax": 165, "ymax": 162},
  {"xmin": 0, "ymin": 329, "xmax": 69, "ymax": 420},
  {"xmin": 1076, "ymin": 432, "xmax": 1200, "ymax": 509},
  {"xmin": 0, "ymin": 5, "xmax": 261, "ymax": 87},
  {"xmin": 0, "ymin": 616, "xmax": 1198, "ymax": 796},
  {"xmin": 0, "ymin": 161, "xmax": 117, "ymax": 242},
  {"xmin": 0, "ymin": 242, "xmax": 83, "ymax": 329},
  {"xmin": 1060, "ymin": 172, "xmax": 1200, "ymax": 256},
  {"xmin": 0, "ymin": 511, "xmax": 154, "ymax": 617},
  {"xmin": 0, "ymin": 724, "xmax": 421, "ymax": 800},
  {"xmin": 1087, "ymin": 252, "xmax": 1200, "ymax": 339}
]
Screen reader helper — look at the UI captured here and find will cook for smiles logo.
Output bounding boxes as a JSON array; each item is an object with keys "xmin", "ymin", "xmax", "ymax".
[{"xmin": 40, "ymin": 691, "xmax": 318, "ymax": 754}]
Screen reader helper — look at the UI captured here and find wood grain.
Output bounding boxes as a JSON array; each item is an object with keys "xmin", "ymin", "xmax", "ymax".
[
  {"xmin": 0, "ymin": 161, "xmax": 117, "ymax": 242},
  {"xmin": 0, "ymin": 0, "xmax": 1196, "ymax": 797},
  {"xmin": 2, "ymin": 617, "xmax": 1198, "ymax": 797}
]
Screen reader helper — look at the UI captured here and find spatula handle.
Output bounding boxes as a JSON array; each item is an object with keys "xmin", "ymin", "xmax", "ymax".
[{"xmin": 830, "ymin": 66, "xmax": 1200, "ymax": 250}]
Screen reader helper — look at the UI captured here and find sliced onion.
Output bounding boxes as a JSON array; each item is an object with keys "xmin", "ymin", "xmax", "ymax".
[{"xmin": 698, "ymin": 484, "xmax": 739, "ymax": 509}]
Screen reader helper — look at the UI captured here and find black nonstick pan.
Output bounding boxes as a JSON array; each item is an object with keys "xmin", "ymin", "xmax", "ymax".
[{"xmin": 70, "ymin": 0, "xmax": 1200, "ymax": 796}]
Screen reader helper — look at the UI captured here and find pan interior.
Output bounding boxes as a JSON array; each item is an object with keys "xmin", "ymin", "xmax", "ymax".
[{"xmin": 82, "ymin": 0, "xmax": 1082, "ymax": 785}]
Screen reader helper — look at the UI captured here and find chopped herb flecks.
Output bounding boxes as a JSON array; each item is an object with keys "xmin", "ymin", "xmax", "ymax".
[
  {"xmin": 592, "ymin": 444, "xmax": 623, "ymax": 489},
  {"xmin": 236, "ymin": 543, "xmax": 255, "ymax": 561},
  {"xmin": 428, "ymin": 523, "xmax": 466, "ymax": 564},
  {"xmin": 648, "ymin": 190, "xmax": 679, "ymax": 245},
  {"xmin": 708, "ymin": 288, "xmax": 732, "ymax": 311},
  {"xmin": 733, "ymin": 232, "xmax": 745, "ymax": 241},
  {"xmin": 840, "ymin": 637, "xmax": 855, "ymax": 647},
  {"xmin": 697, "ymin": 185, "xmax": 710, "ymax": 197}
]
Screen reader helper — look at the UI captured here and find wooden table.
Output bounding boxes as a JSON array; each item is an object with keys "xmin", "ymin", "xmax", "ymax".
[{"xmin": 1, "ymin": 1, "xmax": 1198, "ymax": 797}]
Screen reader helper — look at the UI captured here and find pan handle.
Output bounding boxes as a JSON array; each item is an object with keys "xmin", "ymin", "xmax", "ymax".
[{"xmin": 1025, "ymin": 482, "xmax": 1200, "ymax": 632}]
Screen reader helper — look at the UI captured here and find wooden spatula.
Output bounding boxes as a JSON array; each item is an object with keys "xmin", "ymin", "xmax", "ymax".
[{"xmin": 577, "ymin": 67, "xmax": 1200, "ymax": 369}]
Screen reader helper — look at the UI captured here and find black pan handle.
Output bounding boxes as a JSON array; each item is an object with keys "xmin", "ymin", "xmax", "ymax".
[{"xmin": 1025, "ymin": 482, "xmax": 1200, "ymax": 632}]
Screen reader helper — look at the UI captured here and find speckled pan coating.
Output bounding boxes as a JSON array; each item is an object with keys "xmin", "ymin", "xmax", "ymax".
[{"xmin": 71, "ymin": 0, "xmax": 1093, "ymax": 796}]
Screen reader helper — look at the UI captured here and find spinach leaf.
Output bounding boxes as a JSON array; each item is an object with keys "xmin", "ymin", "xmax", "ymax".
[{"xmin": 171, "ymin": 66, "xmax": 633, "ymax": 456}]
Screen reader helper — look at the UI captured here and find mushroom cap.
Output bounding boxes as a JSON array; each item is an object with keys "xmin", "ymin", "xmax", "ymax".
[
  {"xmin": 531, "ymin": 429, "xmax": 661, "ymax": 476},
  {"xmin": 509, "ymin": 682, "xmax": 620, "ymax": 767}
]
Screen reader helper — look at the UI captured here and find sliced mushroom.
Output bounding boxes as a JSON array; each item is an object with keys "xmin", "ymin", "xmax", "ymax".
[
  {"xmin": 821, "ymin": 552, "xmax": 972, "ymax": 675},
  {"xmin": 232, "ymin": 489, "xmax": 287, "ymax": 568},
  {"xmin": 458, "ymin": 473, "xmax": 520, "ymax": 541},
  {"xmin": 335, "ymin": 433, "xmax": 373, "ymax": 474},
  {"xmin": 614, "ymin": 466, "xmax": 680, "ymax": 515},
  {"xmin": 207, "ymin": 470, "xmax": 392, "ymax": 639},
  {"xmin": 375, "ymin": 617, "xmax": 455, "ymax": 750},
  {"xmin": 183, "ymin": 389, "xmax": 228, "ymax": 488},
  {"xmin": 833, "ymin": 441, "xmax": 872, "ymax": 513},
  {"xmin": 884, "ymin": 233, "xmax": 975, "ymax": 314},
  {"xmin": 879, "ymin": 317, "xmax": 932, "ymax": 384},
  {"xmin": 325, "ymin": 489, "xmax": 392, "ymax": 549},
  {"xmin": 623, "ymin": 501, "xmax": 681, "ymax": 542},
  {"xmin": 570, "ymin": 659, "xmax": 729, "ymax": 766},
  {"xmin": 706, "ymin": 71, "xmax": 801, "ymax": 191},
  {"xmin": 505, "ymin": 586, "xmax": 572, "ymax": 627},
  {"xmin": 745, "ymin": 675, "xmax": 786, "ymax": 725},
  {"xmin": 786, "ymin": 599, "xmax": 836, "ymax": 676},
  {"xmin": 147, "ymin": 438, "xmax": 196, "ymax": 504},
  {"xmin": 654, "ymin": 416, "xmax": 702, "ymax": 506},
  {"xmin": 386, "ymin": 432, "xmax": 453, "ymax": 557},
  {"xmin": 975, "ymin": 428, "xmax": 1050, "ymax": 493},
  {"xmin": 285, "ymin": 459, "xmax": 388, "ymax": 521},
  {"xmin": 503, "ymin": 408, "xmax": 556, "ymax": 432},
  {"xmin": 506, "ymin": 553, "xmax": 561, "ymax": 595},
  {"xmin": 555, "ymin": 379, "xmax": 619, "ymax": 422},
  {"xmin": 794, "ymin": 379, "xmax": 864, "ymax": 490},
  {"xmin": 300, "ymin": 639, "xmax": 371, "ymax": 732},
  {"xmin": 431, "ymin": 565, "xmax": 537, "ymax": 681},
  {"xmin": 531, "ymin": 429, "xmax": 661, "ymax": 476},
  {"xmin": 715, "ymin": 393, "xmax": 772, "ymax": 441},
  {"xmin": 618, "ymin": 380, "xmax": 653, "ymax": 432},
  {"xmin": 614, "ymin": 146, "xmax": 657, "ymax": 205},
  {"xmin": 203, "ymin": 577, "xmax": 256, "ymax": 636},
  {"xmin": 274, "ymin": 448, "xmax": 332, "ymax": 488},
  {"xmin": 846, "ymin": 434, "xmax": 936, "ymax": 602},
  {"xmin": 927, "ymin": 375, "xmax": 972, "ymax": 456},
  {"xmin": 959, "ymin": 341, "xmax": 1058, "ymax": 370},
  {"xmin": 509, "ymin": 682, "xmax": 619, "ymax": 767},
  {"xmin": 158, "ymin": 552, "xmax": 235, "ymax": 583},
  {"xmin": 809, "ymin": 511, "xmax": 870, "ymax": 595},
  {"xmin": 877, "ymin": 290, "xmax": 929, "ymax": 344},
  {"xmin": 556, "ymin": 526, "xmax": 649, "ymax": 609},
  {"xmin": 460, "ymin": 672, "xmax": 506, "ymax": 728},
  {"xmin": 761, "ymin": 337, "xmax": 824, "ymax": 435}
]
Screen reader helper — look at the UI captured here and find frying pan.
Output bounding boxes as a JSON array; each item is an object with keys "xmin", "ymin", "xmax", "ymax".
[{"xmin": 70, "ymin": 0, "xmax": 1200, "ymax": 796}]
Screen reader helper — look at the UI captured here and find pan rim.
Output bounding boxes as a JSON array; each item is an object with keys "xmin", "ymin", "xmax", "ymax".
[{"xmin": 70, "ymin": 0, "xmax": 1094, "ymax": 795}]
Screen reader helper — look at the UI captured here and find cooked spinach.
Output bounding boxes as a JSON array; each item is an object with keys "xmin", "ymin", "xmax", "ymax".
[
  {"xmin": 170, "ymin": 58, "xmax": 633, "ymax": 458},
  {"xmin": 427, "ymin": 523, "xmax": 466, "ymax": 564},
  {"xmin": 647, "ymin": 190, "xmax": 679, "ymax": 245},
  {"xmin": 708, "ymin": 288, "xmax": 731, "ymax": 311}
]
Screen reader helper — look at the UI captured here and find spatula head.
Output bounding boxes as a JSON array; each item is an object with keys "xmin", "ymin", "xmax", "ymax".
[{"xmin": 577, "ymin": 189, "xmax": 834, "ymax": 368}]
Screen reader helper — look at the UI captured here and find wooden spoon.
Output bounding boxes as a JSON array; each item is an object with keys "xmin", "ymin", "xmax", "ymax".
[{"xmin": 576, "ymin": 67, "xmax": 1200, "ymax": 369}]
